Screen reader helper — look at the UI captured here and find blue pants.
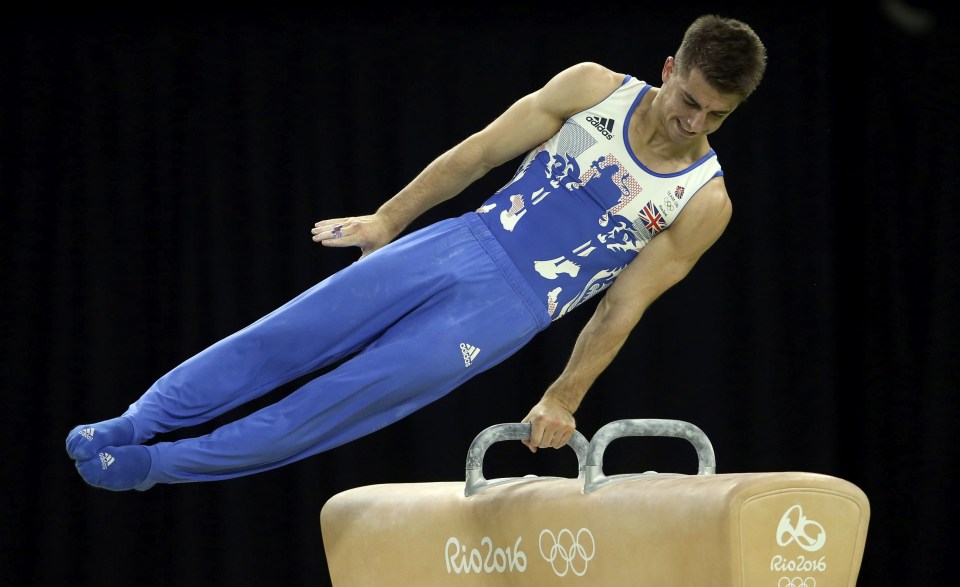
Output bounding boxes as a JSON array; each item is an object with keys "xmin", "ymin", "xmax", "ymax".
[{"xmin": 124, "ymin": 213, "xmax": 551, "ymax": 486}]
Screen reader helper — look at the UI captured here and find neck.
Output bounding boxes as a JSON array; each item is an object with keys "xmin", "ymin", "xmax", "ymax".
[{"xmin": 629, "ymin": 90, "xmax": 709, "ymax": 169}]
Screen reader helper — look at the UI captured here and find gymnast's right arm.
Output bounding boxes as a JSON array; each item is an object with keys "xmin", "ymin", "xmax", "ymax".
[{"xmin": 310, "ymin": 63, "xmax": 625, "ymax": 258}]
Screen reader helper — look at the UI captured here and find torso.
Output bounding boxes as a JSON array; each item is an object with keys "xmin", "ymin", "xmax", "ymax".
[{"xmin": 475, "ymin": 77, "xmax": 724, "ymax": 321}]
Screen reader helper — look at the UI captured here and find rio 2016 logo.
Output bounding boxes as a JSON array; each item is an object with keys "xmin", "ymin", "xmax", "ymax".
[
  {"xmin": 444, "ymin": 527, "xmax": 596, "ymax": 577},
  {"xmin": 444, "ymin": 536, "xmax": 527, "ymax": 574},
  {"xmin": 771, "ymin": 504, "xmax": 828, "ymax": 584},
  {"xmin": 777, "ymin": 505, "xmax": 826, "ymax": 552}
]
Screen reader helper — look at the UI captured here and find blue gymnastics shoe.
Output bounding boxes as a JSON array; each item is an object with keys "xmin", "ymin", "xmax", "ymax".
[
  {"xmin": 66, "ymin": 417, "xmax": 134, "ymax": 461},
  {"xmin": 74, "ymin": 445, "xmax": 154, "ymax": 491}
]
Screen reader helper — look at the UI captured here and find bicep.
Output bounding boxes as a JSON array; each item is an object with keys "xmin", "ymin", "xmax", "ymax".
[{"xmin": 603, "ymin": 180, "xmax": 732, "ymax": 319}]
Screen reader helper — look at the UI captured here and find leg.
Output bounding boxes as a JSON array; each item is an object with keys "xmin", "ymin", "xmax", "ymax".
[
  {"xmin": 67, "ymin": 263, "xmax": 395, "ymax": 461},
  {"xmin": 76, "ymin": 215, "xmax": 551, "ymax": 489},
  {"xmin": 66, "ymin": 217, "xmax": 475, "ymax": 462}
]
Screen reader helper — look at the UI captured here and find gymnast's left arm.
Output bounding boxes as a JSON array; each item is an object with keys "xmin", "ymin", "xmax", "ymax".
[
  {"xmin": 310, "ymin": 63, "xmax": 624, "ymax": 259},
  {"xmin": 521, "ymin": 178, "xmax": 733, "ymax": 452}
]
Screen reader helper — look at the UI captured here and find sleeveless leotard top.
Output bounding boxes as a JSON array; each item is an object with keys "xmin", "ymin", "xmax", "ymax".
[{"xmin": 476, "ymin": 76, "xmax": 723, "ymax": 320}]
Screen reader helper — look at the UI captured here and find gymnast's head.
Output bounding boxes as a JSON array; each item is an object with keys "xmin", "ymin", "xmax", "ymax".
[{"xmin": 673, "ymin": 15, "xmax": 768, "ymax": 101}]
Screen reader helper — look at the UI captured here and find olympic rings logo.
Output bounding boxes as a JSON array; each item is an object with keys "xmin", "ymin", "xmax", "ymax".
[
  {"xmin": 777, "ymin": 505, "xmax": 827, "ymax": 552},
  {"xmin": 661, "ymin": 194, "xmax": 678, "ymax": 211},
  {"xmin": 538, "ymin": 528, "xmax": 595, "ymax": 577},
  {"xmin": 779, "ymin": 577, "xmax": 816, "ymax": 587}
]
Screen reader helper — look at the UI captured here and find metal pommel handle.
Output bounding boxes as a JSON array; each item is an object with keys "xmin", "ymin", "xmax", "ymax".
[
  {"xmin": 464, "ymin": 423, "xmax": 589, "ymax": 497},
  {"xmin": 583, "ymin": 419, "xmax": 716, "ymax": 494}
]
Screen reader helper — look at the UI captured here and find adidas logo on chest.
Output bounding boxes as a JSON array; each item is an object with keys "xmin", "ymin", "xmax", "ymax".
[{"xmin": 586, "ymin": 115, "xmax": 616, "ymax": 140}]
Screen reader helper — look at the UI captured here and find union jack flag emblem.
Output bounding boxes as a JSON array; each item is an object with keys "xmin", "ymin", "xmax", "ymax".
[{"xmin": 638, "ymin": 201, "xmax": 666, "ymax": 234}]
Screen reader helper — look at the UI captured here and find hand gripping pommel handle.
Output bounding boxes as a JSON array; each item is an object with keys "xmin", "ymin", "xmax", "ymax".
[
  {"xmin": 583, "ymin": 418, "xmax": 716, "ymax": 494},
  {"xmin": 464, "ymin": 423, "xmax": 589, "ymax": 497}
]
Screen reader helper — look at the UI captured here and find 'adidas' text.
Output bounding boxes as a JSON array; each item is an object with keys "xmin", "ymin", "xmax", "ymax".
[
  {"xmin": 99, "ymin": 452, "xmax": 115, "ymax": 470},
  {"xmin": 586, "ymin": 116, "xmax": 615, "ymax": 140},
  {"xmin": 460, "ymin": 343, "xmax": 481, "ymax": 367}
]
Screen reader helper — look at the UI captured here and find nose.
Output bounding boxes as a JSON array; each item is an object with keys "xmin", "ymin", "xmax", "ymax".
[{"xmin": 686, "ymin": 110, "xmax": 707, "ymax": 132}]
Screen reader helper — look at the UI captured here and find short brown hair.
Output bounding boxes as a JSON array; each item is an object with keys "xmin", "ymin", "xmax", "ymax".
[{"xmin": 675, "ymin": 15, "xmax": 767, "ymax": 99}]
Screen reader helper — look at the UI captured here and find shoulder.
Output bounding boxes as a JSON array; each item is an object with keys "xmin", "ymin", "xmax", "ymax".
[
  {"xmin": 552, "ymin": 62, "xmax": 628, "ymax": 98},
  {"xmin": 676, "ymin": 176, "xmax": 732, "ymax": 235},
  {"xmin": 695, "ymin": 175, "xmax": 731, "ymax": 209},
  {"xmin": 539, "ymin": 62, "xmax": 629, "ymax": 118},
  {"xmin": 560, "ymin": 62, "xmax": 626, "ymax": 86}
]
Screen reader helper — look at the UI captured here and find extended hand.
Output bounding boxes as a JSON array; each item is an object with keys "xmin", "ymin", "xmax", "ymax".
[
  {"xmin": 311, "ymin": 214, "xmax": 395, "ymax": 259},
  {"xmin": 521, "ymin": 397, "xmax": 576, "ymax": 453}
]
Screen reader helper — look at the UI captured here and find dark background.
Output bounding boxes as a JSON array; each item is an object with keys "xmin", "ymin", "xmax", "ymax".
[{"xmin": 3, "ymin": 3, "xmax": 957, "ymax": 585}]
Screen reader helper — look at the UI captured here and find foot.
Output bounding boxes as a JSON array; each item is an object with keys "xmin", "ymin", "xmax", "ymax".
[
  {"xmin": 74, "ymin": 445, "xmax": 154, "ymax": 491},
  {"xmin": 66, "ymin": 417, "xmax": 135, "ymax": 461}
]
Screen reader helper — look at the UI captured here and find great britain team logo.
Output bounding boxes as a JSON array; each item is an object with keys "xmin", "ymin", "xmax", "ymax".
[{"xmin": 638, "ymin": 201, "xmax": 666, "ymax": 235}]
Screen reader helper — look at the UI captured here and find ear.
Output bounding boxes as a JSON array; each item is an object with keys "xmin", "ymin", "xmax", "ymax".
[{"xmin": 661, "ymin": 56, "xmax": 675, "ymax": 82}]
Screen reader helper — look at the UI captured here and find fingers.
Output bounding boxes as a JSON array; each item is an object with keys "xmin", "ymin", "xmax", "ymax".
[
  {"xmin": 539, "ymin": 430, "xmax": 571, "ymax": 449},
  {"xmin": 525, "ymin": 419, "xmax": 573, "ymax": 451},
  {"xmin": 311, "ymin": 219, "xmax": 354, "ymax": 244},
  {"xmin": 522, "ymin": 398, "xmax": 576, "ymax": 452}
]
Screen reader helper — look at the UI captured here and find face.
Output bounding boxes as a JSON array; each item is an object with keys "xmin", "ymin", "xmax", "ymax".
[{"xmin": 659, "ymin": 57, "xmax": 741, "ymax": 141}]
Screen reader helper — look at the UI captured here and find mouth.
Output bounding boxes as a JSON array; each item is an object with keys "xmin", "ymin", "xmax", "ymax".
[{"xmin": 676, "ymin": 120, "xmax": 696, "ymax": 137}]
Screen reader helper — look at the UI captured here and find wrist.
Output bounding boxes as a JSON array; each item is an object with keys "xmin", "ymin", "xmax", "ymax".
[
  {"xmin": 373, "ymin": 206, "xmax": 408, "ymax": 240},
  {"xmin": 542, "ymin": 386, "xmax": 581, "ymax": 414}
]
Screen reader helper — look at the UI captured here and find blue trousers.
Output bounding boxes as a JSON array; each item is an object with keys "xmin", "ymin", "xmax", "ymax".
[{"xmin": 124, "ymin": 213, "xmax": 551, "ymax": 486}]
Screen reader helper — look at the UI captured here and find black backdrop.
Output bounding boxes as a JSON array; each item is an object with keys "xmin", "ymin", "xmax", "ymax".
[{"xmin": 3, "ymin": 4, "xmax": 957, "ymax": 586}]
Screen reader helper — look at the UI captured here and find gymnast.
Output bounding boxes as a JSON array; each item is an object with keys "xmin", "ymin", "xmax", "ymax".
[{"xmin": 66, "ymin": 15, "xmax": 767, "ymax": 491}]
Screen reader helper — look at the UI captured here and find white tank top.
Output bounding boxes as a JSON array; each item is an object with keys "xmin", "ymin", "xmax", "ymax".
[{"xmin": 476, "ymin": 76, "xmax": 723, "ymax": 320}]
